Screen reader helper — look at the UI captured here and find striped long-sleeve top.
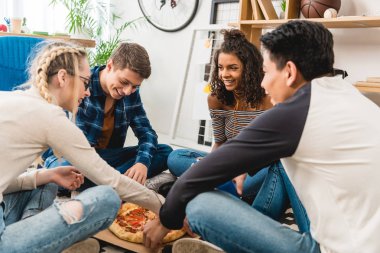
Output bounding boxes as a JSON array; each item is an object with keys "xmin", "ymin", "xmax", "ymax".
[{"xmin": 210, "ymin": 109, "xmax": 265, "ymax": 143}]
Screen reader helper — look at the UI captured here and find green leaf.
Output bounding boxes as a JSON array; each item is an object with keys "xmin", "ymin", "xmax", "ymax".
[
  {"xmin": 49, "ymin": 0, "xmax": 147, "ymax": 66},
  {"xmin": 281, "ymin": 0, "xmax": 286, "ymax": 12}
]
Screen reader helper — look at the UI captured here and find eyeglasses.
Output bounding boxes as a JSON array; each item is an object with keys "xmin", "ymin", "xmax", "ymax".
[
  {"xmin": 79, "ymin": 75, "xmax": 91, "ymax": 90},
  {"xmin": 50, "ymin": 72, "xmax": 91, "ymax": 90}
]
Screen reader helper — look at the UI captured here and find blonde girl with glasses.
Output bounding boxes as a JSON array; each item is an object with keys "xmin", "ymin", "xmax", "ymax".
[{"xmin": 0, "ymin": 41, "xmax": 163, "ymax": 253}]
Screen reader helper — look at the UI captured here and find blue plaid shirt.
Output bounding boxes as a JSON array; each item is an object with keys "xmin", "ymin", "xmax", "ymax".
[{"xmin": 76, "ymin": 66, "xmax": 158, "ymax": 167}]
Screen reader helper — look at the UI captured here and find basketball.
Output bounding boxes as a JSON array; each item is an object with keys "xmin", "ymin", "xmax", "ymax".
[{"xmin": 300, "ymin": 0, "xmax": 341, "ymax": 18}]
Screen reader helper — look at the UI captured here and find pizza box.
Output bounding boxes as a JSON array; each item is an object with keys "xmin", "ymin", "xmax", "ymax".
[
  {"xmin": 95, "ymin": 229, "xmax": 193, "ymax": 253},
  {"xmin": 94, "ymin": 229, "xmax": 161, "ymax": 253}
]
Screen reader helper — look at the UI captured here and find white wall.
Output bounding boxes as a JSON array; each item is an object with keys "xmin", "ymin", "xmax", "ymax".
[
  {"xmin": 112, "ymin": 0, "xmax": 380, "ymax": 138},
  {"xmin": 333, "ymin": 1, "xmax": 380, "ymax": 85},
  {"xmin": 111, "ymin": 0, "xmax": 212, "ymax": 138}
]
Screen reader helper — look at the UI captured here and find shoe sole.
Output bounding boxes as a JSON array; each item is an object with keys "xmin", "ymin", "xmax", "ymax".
[{"xmin": 172, "ymin": 238, "xmax": 224, "ymax": 253}]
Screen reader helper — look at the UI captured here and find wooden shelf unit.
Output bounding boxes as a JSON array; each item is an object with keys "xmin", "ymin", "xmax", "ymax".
[
  {"xmin": 236, "ymin": 0, "xmax": 380, "ymax": 94},
  {"xmin": 236, "ymin": 0, "xmax": 380, "ymax": 48},
  {"xmin": 355, "ymin": 81, "xmax": 380, "ymax": 93},
  {"xmin": 0, "ymin": 32, "xmax": 95, "ymax": 48},
  {"xmin": 239, "ymin": 16, "xmax": 380, "ymax": 28}
]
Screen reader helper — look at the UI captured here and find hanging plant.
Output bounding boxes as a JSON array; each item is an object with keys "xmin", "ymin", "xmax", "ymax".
[
  {"xmin": 50, "ymin": 0, "xmax": 145, "ymax": 66},
  {"xmin": 87, "ymin": 17, "xmax": 144, "ymax": 66}
]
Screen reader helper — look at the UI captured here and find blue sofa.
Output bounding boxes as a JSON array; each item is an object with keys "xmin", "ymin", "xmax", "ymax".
[{"xmin": 0, "ymin": 36, "xmax": 44, "ymax": 91}]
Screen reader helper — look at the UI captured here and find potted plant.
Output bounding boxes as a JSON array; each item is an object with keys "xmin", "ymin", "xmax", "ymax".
[
  {"xmin": 280, "ymin": 0, "xmax": 286, "ymax": 19},
  {"xmin": 50, "ymin": 0, "xmax": 144, "ymax": 66}
]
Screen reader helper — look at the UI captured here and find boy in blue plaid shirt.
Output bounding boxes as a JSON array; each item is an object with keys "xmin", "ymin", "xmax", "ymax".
[{"xmin": 45, "ymin": 42, "xmax": 173, "ymax": 187}]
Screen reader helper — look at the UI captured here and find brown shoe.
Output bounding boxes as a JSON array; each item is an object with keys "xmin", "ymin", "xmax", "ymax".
[
  {"xmin": 172, "ymin": 238, "xmax": 224, "ymax": 253},
  {"xmin": 61, "ymin": 238, "xmax": 100, "ymax": 253}
]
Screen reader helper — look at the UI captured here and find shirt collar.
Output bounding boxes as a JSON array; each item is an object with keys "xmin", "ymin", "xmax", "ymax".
[{"xmin": 90, "ymin": 65, "xmax": 107, "ymax": 97}]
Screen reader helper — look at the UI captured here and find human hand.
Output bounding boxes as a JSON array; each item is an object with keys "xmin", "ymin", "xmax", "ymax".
[
  {"xmin": 232, "ymin": 173, "xmax": 247, "ymax": 196},
  {"xmin": 124, "ymin": 163, "xmax": 148, "ymax": 185},
  {"xmin": 51, "ymin": 166, "xmax": 84, "ymax": 190},
  {"xmin": 183, "ymin": 217, "xmax": 198, "ymax": 237},
  {"xmin": 190, "ymin": 156, "xmax": 203, "ymax": 168},
  {"xmin": 143, "ymin": 217, "xmax": 170, "ymax": 249}
]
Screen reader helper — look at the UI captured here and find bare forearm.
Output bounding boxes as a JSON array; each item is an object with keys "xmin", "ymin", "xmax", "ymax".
[{"xmin": 35, "ymin": 169, "xmax": 54, "ymax": 186}]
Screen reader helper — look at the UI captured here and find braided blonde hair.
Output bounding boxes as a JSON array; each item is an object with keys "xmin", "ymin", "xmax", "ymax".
[
  {"xmin": 28, "ymin": 40, "xmax": 87, "ymax": 113},
  {"xmin": 27, "ymin": 41, "xmax": 88, "ymax": 166}
]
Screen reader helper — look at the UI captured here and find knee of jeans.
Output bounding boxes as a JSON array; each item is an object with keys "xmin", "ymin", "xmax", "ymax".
[
  {"xmin": 57, "ymin": 200, "xmax": 84, "ymax": 225},
  {"xmin": 186, "ymin": 192, "xmax": 216, "ymax": 219},
  {"xmin": 168, "ymin": 149, "xmax": 200, "ymax": 164},
  {"xmin": 167, "ymin": 150, "xmax": 182, "ymax": 171},
  {"xmin": 91, "ymin": 185, "xmax": 120, "ymax": 217},
  {"xmin": 93, "ymin": 186, "xmax": 120, "ymax": 228},
  {"xmin": 57, "ymin": 186, "xmax": 120, "ymax": 225},
  {"xmin": 168, "ymin": 149, "xmax": 183, "ymax": 161},
  {"xmin": 186, "ymin": 192, "xmax": 224, "ymax": 234}
]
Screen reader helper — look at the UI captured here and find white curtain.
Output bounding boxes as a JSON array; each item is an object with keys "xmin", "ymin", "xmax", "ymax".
[
  {"xmin": 0, "ymin": 0, "xmax": 114, "ymax": 35},
  {"xmin": 1, "ymin": 0, "xmax": 111, "ymax": 36},
  {"xmin": 0, "ymin": 0, "xmax": 10, "ymax": 26}
]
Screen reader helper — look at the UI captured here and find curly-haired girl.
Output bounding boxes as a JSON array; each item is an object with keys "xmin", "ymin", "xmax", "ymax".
[{"xmin": 167, "ymin": 29, "xmax": 282, "ymax": 206}]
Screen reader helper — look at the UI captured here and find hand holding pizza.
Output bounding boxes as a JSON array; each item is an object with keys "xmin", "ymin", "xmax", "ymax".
[
  {"xmin": 143, "ymin": 218, "xmax": 170, "ymax": 249},
  {"xmin": 125, "ymin": 163, "xmax": 148, "ymax": 185},
  {"xmin": 109, "ymin": 203, "xmax": 185, "ymax": 246}
]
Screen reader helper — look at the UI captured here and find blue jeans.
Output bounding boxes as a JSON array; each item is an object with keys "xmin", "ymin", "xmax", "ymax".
[
  {"xmin": 2, "ymin": 183, "xmax": 57, "ymax": 225},
  {"xmin": 186, "ymin": 191, "xmax": 319, "ymax": 253},
  {"xmin": 167, "ymin": 149, "xmax": 269, "ymax": 198},
  {"xmin": 45, "ymin": 144, "xmax": 173, "ymax": 190},
  {"xmin": 251, "ymin": 162, "xmax": 310, "ymax": 230},
  {"xmin": 278, "ymin": 168, "xmax": 310, "ymax": 233},
  {"xmin": 0, "ymin": 185, "xmax": 120, "ymax": 253}
]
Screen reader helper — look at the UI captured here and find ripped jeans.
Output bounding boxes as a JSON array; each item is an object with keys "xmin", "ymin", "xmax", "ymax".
[
  {"xmin": 2, "ymin": 183, "xmax": 58, "ymax": 226},
  {"xmin": 0, "ymin": 185, "xmax": 120, "ymax": 253}
]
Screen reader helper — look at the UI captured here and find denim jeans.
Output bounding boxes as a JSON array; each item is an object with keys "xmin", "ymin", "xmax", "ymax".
[
  {"xmin": 277, "ymin": 168, "xmax": 310, "ymax": 233},
  {"xmin": 0, "ymin": 185, "xmax": 120, "ymax": 253},
  {"xmin": 167, "ymin": 149, "xmax": 268, "ymax": 198},
  {"xmin": 45, "ymin": 144, "xmax": 173, "ymax": 190},
  {"xmin": 2, "ymin": 183, "xmax": 57, "ymax": 225},
  {"xmin": 186, "ymin": 191, "xmax": 320, "ymax": 253}
]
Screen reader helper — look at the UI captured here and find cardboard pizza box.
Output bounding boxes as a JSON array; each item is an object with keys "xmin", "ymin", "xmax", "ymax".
[
  {"xmin": 94, "ymin": 229, "xmax": 161, "ymax": 253},
  {"xmin": 95, "ymin": 229, "xmax": 193, "ymax": 253}
]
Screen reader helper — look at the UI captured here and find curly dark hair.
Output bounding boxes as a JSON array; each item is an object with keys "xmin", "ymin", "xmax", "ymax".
[
  {"xmin": 210, "ymin": 29, "xmax": 265, "ymax": 108},
  {"xmin": 260, "ymin": 20, "xmax": 334, "ymax": 81}
]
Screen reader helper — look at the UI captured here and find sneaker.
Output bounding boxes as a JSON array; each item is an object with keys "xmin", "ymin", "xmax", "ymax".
[
  {"xmin": 158, "ymin": 181, "xmax": 175, "ymax": 198},
  {"xmin": 61, "ymin": 238, "xmax": 100, "ymax": 253},
  {"xmin": 145, "ymin": 172, "xmax": 177, "ymax": 192},
  {"xmin": 172, "ymin": 238, "xmax": 225, "ymax": 253}
]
